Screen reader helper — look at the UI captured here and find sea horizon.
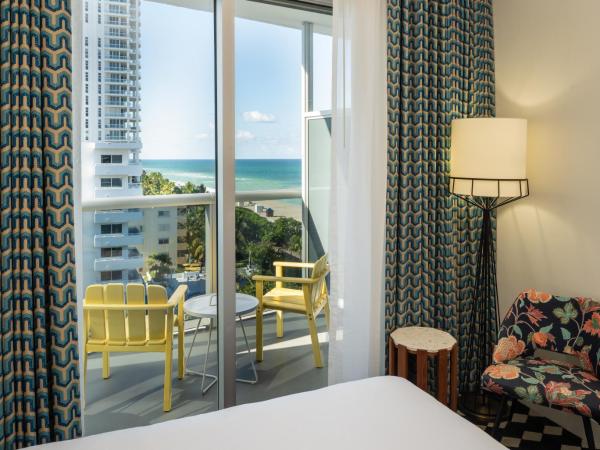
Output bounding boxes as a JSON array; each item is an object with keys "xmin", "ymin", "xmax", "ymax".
[
  {"xmin": 141, "ymin": 158, "xmax": 301, "ymax": 192},
  {"xmin": 141, "ymin": 157, "xmax": 301, "ymax": 161}
]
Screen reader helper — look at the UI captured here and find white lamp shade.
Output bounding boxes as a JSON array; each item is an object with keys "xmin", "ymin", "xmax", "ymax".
[{"xmin": 450, "ymin": 118, "xmax": 528, "ymax": 197}]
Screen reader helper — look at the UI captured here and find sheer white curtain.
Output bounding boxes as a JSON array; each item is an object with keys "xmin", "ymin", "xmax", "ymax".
[{"xmin": 328, "ymin": 0, "xmax": 388, "ymax": 384}]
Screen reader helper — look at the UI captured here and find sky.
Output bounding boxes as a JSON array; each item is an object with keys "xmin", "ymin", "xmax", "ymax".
[{"xmin": 138, "ymin": 1, "xmax": 332, "ymax": 160}]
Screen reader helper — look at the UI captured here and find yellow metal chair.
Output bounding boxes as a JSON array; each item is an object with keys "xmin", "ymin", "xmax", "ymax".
[
  {"xmin": 82, "ymin": 283, "xmax": 187, "ymax": 412},
  {"xmin": 253, "ymin": 254, "xmax": 329, "ymax": 368}
]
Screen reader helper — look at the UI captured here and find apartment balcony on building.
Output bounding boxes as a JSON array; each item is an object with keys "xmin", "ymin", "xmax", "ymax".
[
  {"xmin": 95, "ymin": 162, "xmax": 143, "ymax": 177},
  {"xmin": 94, "ymin": 208, "xmax": 143, "ymax": 224},
  {"xmin": 94, "ymin": 231, "xmax": 144, "ymax": 247},
  {"xmin": 93, "ymin": 254, "xmax": 144, "ymax": 272}
]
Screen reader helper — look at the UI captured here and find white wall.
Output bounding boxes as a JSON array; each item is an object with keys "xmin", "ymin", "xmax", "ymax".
[{"xmin": 494, "ymin": 0, "xmax": 600, "ymax": 441}]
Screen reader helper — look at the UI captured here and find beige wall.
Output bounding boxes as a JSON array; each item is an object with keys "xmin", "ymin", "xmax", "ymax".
[{"xmin": 494, "ymin": 0, "xmax": 600, "ymax": 440}]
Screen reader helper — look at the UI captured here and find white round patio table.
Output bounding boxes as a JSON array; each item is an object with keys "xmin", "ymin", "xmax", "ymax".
[{"xmin": 184, "ymin": 293, "xmax": 259, "ymax": 394}]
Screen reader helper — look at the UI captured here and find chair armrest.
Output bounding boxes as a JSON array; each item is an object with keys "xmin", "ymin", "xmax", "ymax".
[
  {"xmin": 252, "ymin": 275, "xmax": 317, "ymax": 284},
  {"xmin": 167, "ymin": 285, "xmax": 188, "ymax": 308},
  {"xmin": 273, "ymin": 261, "xmax": 315, "ymax": 269}
]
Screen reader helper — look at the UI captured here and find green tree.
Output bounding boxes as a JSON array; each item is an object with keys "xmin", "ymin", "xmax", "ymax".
[
  {"xmin": 185, "ymin": 206, "xmax": 206, "ymax": 266},
  {"xmin": 175, "ymin": 181, "xmax": 206, "ymax": 194},
  {"xmin": 140, "ymin": 171, "xmax": 304, "ymax": 287},
  {"xmin": 142, "ymin": 171, "xmax": 176, "ymax": 195},
  {"xmin": 148, "ymin": 252, "xmax": 173, "ymax": 283},
  {"xmin": 235, "ymin": 207, "xmax": 270, "ymax": 261},
  {"xmin": 267, "ymin": 217, "xmax": 302, "ymax": 255}
]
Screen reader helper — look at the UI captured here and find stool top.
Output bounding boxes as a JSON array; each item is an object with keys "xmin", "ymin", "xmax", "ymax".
[{"xmin": 390, "ymin": 326, "xmax": 456, "ymax": 352}]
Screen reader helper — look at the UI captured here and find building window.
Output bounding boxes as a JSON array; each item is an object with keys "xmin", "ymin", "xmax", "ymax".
[
  {"xmin": 177, "ymin": 250, "xmax": 187, "ymax": 258},
  {"xmin": 100, "ymin": 270, "xmax": 122, "ymax": 282},
  {"xmin": 101, "ymin": 247, "xmax": 123, "ymax": 258},
  {"xmin": 101, "ymin": 154, "xmax": 123, "ymax": 164},
  {"xmin": 128, "ymin": 270, "xmax": 140, "ymax": 281},
  {"xmin": 128, "ymin": 226, "xmax": 142, "ymax": 235},
  {"xmin": 158, "ymin": 238, "xmax": 169, "ymax": 245},
  {"xmin": 100, "ymin": 224, "xmax": 122, "ymax": 234},
  {"xmin": 100, "ymin": 177, "xmax": 123, "ymax": 188},
  {"xmin": 157, "ymin": 210, "xmax": 170, "ymax": 218},
  {"xmin": 158, "ymin": 224, "xmax": 170, "ymax": 232}
]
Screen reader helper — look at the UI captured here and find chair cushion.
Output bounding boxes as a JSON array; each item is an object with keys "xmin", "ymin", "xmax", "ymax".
[
  {"xmin": 482, "ymin": 356, "xmax": 600, "ymax": 421},
  {"xmin": 494, "ymin": 290, "xmax": 589, "ymax": 364}
]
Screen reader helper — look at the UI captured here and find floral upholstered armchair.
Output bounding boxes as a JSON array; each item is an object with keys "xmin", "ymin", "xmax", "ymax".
[{"xmin": 481, "ymin": 289, "xmax": 600, "ymax": 449}]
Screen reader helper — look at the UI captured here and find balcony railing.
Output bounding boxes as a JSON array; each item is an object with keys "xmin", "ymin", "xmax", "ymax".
[
  {"xmin": 82, "ymin": 189, "xmax": 302, "ymax": 292},
  {"xmin": 94, "ymin": 255, "xmax": 144, "ymax": 272}
]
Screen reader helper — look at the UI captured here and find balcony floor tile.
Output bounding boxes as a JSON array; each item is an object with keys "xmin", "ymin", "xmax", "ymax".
[{"xmin": 83, "ymin": 313, "xmax": 328, "ymax": 435}]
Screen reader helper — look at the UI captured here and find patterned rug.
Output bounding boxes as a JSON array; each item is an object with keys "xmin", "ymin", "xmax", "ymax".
[{"xmin": 472, "ymin": 402, "xmax": 588, "ymax": 450}]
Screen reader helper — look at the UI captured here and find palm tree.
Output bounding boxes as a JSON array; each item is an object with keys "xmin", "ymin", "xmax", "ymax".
[{"xmin": 148, "ymin": 253, "xmax": 173, "ymax": 283}]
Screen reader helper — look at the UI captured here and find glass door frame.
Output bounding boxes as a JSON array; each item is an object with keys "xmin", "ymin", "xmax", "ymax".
[
  {"xmin": 215, "ymin": 0, "xmax": 237, "ymax": 409},
  {"xmin": 71, "ymin": 0, "xmax": 332, "ymax": 417}
]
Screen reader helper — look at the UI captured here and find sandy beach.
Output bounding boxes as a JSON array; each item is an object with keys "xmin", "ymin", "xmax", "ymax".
[{"xmin": 241, "ymin": 199, "xmax": 302, "ymax": 222}]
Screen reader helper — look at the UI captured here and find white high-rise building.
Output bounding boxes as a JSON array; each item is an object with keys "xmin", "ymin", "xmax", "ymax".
[{"xmin": 81, "ymin": 0, "xmax": 145, "ymax": 285}]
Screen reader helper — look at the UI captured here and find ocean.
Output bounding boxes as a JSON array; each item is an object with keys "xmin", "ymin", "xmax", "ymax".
[{"xmin": 141, "ymin": 159, "xmax": 301, "ymax": 192}]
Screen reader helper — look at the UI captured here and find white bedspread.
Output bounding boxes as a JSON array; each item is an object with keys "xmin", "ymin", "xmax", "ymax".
[{"xmin": 40, "ymin": 376, "xmax": 504, "ymax": 449}]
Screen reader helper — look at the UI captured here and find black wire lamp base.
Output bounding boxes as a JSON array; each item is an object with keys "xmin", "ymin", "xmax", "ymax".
[
  {"xmin": 460, "ymin": 391, "xmax": 508, "ymax": 424},
  {"xmin": 449, "ymin": 176, "xmax": 529, "ymax": 423}
]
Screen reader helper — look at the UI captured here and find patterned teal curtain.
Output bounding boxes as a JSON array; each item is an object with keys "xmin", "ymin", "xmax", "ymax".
[
  {"xmin": 385, "ymin": 0, "xmax": 496, "ymax": 390},
  {"xmin": 0, "ymin": 0, "xmax": 81, "ymax": 447}
]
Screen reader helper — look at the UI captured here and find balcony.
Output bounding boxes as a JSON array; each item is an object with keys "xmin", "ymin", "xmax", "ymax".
[
  {"xmin": 84, "ymin": 313, "xmax": 328, "ymax": 435},
  {"xmin": 94, "ymin": 209, "xmax": 143, "ymax": 224},
  {"xmin": 95, "ymin": 163, "xmax": 143, "ymax": 177},
  {"xmin": 94, "ymin": 232, "xmax": 143, "ymax": 247},
  {"xmin": 82, "ymin": 189, "xmax": 327, "ymax": 436},
  {"xmin": 94, "ymin": 255, "xmax": 144, "ymax": 271}
]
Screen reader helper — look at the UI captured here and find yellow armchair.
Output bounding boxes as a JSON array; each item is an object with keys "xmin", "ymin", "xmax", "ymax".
[
  {"xmin": 82, "ymin": 283, "xmax": 187, "ymax": 412},
  {"xmin": 253, "ymin": 254, "xmax": 329, "ymax": 368}
]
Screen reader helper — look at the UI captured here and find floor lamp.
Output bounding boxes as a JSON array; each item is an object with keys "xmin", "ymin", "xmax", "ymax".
[{"xmin": 449, "ymin": 118, "xmax": 529, "ymax": 422}]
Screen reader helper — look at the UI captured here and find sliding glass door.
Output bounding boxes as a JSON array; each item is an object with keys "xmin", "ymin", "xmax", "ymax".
[
  {"xmin": 76, "ymin": 0, "xmax": 331, "ymax": 432},
  {"xmin": 79, "ymin": 0, "xmax": 221, "ymax": 430},
  {"xmin": 232, "ymin": 0, "xmax": 332, "ymax": 405}
]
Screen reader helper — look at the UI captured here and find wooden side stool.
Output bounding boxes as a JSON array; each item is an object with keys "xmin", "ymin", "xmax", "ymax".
[{"xmin": 388, "ymin": 326, "xmax": 458, "ymax": 410}]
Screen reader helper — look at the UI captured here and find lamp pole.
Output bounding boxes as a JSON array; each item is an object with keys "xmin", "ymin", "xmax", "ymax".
[{"xmin": 448, "ymin": 117, "xmax": 529, "ymax": 423}]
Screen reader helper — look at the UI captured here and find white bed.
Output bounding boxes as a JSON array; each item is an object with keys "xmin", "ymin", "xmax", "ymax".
[{"xmin": 41, "ymin": 377, "xmax": 504, "ymax": 449}]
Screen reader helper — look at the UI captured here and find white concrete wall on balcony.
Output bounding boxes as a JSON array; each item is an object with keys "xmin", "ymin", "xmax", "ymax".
[
  {"xmin": 94, "ymin": 209, "xmax": 143, "ymax": 224},
  {"xmin": 95, "ymin": 186, "xmax": 130, "ymax": 198},
  {"xmin": 94, "ymin": 233, "xmax": 144, "ymax": 248},
  {"xmin": 89, "ymin": 141, "xmax": 142, "ymax": 152},
  {"xmin": 95, "ymin": 162, "xmax": 143, "ymax": 177},
  {"xmin": 94, "ymin": 256, "xmax": 144, "ymax": 272},
  {"xmin": 81, "ymin": 142, "xmax": 97, "ymax": 202}
]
